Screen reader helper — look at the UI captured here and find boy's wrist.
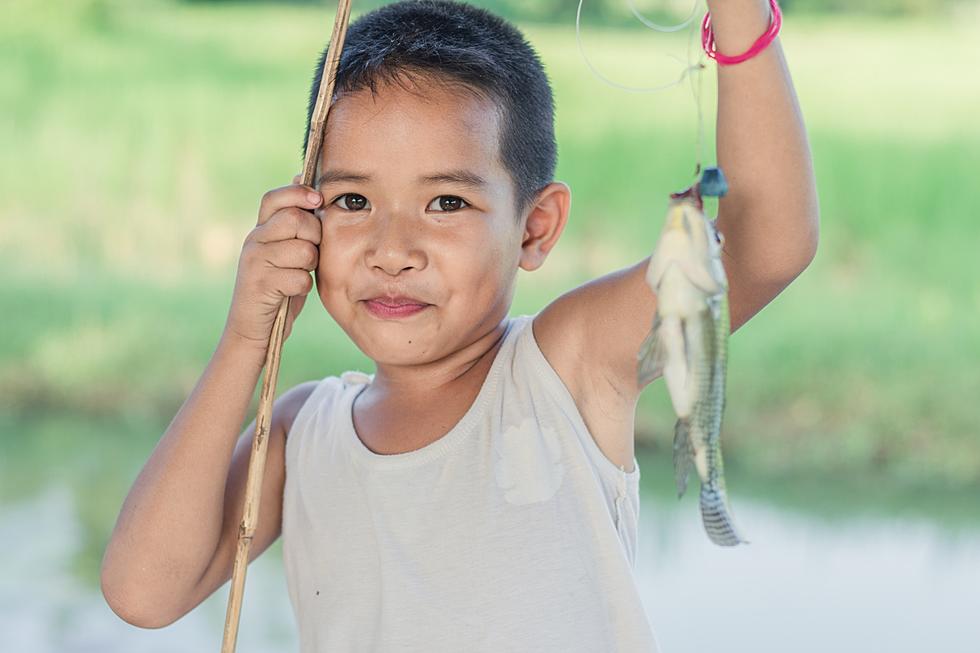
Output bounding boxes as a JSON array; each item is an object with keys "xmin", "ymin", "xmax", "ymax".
[
  {"xmin": 215, "ymin": 329, "xmax": 270, "ymax": 371},
  {"xmin": 705, "ymin": 0, "xmax": 770, "ymax": 14},
  {"xmin": 704, "ymin": 0, "xmax": 774, "ymax": 57}
]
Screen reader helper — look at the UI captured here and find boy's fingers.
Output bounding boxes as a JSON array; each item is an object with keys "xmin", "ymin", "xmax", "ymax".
[
  {"xmin": 255, "ymin": 239, "xmax": 319, "ymax": 272},
  {"xmin": 263, "ymin": 267, "xmax": 314, "ymax": 299},
  {"xmin": 252, "ymin": 207, "xmax": 322, "ymax": 245},
  {"xmin": 257, "ymin": 184, "xmax": 323, "ymax": 226},
  {"xmin": 288, "ymin": 293, "xmax": 308, "ymax": 322},
  {"xmin": 291, "ymin": 173, "xmax": 302, "ymax": 185}
]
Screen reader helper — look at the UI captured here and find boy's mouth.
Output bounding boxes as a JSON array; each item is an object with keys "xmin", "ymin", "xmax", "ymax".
[
  {"xmin": 362, "ymin": 295, "xmax": 431, "ymax": 319},
  {"xmin": 366, "ymin": 294, "xmax": 428, "ymax": 307}
]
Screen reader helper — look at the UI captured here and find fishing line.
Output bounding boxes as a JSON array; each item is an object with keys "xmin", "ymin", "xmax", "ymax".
[
  {"xmin": 575, "ymin": 0, "xmax": 709, "ymax": 180},
  {"xmin": 687, "ymin": 19, "xmax": 707, "ymax": 180},
  {"xmin": 574, "ymin": 0, "xmax": 704, "ymax": 93},
  {"xmin": 626, "ymin": 0, "xmax": 699, "ymax": 32}
]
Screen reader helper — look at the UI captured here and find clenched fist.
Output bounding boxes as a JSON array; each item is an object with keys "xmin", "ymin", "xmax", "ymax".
[{"xmin": 222, "ymin": 174, "xmax": 322, "ymax": 357}]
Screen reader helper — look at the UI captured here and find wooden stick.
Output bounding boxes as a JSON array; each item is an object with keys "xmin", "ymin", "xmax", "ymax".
[{"xmin": 220, "ymin": 2, "xmax": 353, "ymax": 651}]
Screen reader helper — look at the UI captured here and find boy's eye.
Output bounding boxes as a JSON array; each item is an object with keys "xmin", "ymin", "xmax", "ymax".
[
  {"xmin": 427, "ymin": 195, "xmax": 469, "ymax": 212},
  {"xmin": 334, "ymin": 193, "xmax": 370, "ymax": 211}
]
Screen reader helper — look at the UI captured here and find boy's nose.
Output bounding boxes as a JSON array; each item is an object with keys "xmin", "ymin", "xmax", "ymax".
[{"xmin": 364, "ymin": 215, "xmax": 427, "ymax": 276}]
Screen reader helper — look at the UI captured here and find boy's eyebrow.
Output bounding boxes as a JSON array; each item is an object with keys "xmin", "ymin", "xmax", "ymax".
[
  {"xmin": 315, "ymin": 169, "xmax": 372, "ymax": 187},
  {"xmin": 419, "ymin": 170, "xmax": 488, "ymax": 191},
  {"xmin": 315, "ymin": 168, "xmax": 489, "ymax": 192}
]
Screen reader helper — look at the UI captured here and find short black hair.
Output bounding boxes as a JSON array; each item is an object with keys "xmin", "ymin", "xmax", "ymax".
[{"xmin": 302, "ymin": 0, "xmax": 557, "ymax": 215}]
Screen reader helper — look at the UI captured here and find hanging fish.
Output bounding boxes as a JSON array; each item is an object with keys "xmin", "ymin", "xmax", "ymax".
[{"xmin": 637, "ymin": 166, "xmax": 747, "ymax": 546}]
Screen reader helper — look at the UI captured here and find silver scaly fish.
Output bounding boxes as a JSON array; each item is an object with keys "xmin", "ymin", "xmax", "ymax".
[{"xmin": 637, "ymin": 173, "xmax": 747, "ymax": 546}]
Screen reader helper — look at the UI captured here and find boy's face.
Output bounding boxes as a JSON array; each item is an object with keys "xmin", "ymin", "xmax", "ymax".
[{"xmin": 312, "ymin": 77, "xmax": 532, "ymax": 367}]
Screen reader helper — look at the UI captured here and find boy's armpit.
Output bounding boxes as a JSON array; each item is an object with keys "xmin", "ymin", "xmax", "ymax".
[
  {"xmin": 534, "ymin": 257, "xmax": 657, "ymax": 402},
  {"xmin": 182, "ymin": 380, "xmax": 319, "ymax": 613},
  {"xmin": 535, "ymin": 247, "xmax": 797, "ymax": 404}
]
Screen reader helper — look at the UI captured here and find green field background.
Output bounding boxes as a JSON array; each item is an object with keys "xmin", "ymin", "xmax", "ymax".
[{"xmin": 3, "ymin": 0, "xmax": 979, "ymax": 579}]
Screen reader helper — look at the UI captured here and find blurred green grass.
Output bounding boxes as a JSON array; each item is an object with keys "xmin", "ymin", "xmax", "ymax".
[{"xmin": 2, "ymin": 0, "xmax": 979, "ymax": 504}]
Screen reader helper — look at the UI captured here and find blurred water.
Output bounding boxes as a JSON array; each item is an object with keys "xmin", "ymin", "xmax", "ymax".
[
  {"xmin": 637, "ymin": 496, "xmax": 980, "ymax": 652},
  {"xmin": 3, "ymin": 484, "xmax": 978, "ymax": 652},
  {"xmin": 0, "ymin": 486, "xmax": 297, "ymax": 653}
]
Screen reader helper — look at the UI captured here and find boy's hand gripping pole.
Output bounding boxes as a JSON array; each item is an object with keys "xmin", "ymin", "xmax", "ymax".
[{"xmin": 220, "ymin": 1, "xmax": 353, "ymax": 651}]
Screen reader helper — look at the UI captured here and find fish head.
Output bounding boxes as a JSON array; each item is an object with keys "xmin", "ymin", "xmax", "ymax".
[{"xmin": 648, "ymin": 198, "xmax": 728, "ymax": 293}]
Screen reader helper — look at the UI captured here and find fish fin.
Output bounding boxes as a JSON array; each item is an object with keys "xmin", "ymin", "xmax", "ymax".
[
  {"xmin": 699, "ymin": 482, "xmax": 748, "ymax": 546},
  {"xmin": 636, "ymin": 317, "xmax": 665, "ymax": 386},
  {"xmin": 672, "ymin": 418, "xmax": 693, "ymax": 498}
]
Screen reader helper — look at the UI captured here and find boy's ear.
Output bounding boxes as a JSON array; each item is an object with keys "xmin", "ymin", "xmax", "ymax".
[{"xmin": 519, "ymin": 181, "xmax": 570, "ymax": 272}]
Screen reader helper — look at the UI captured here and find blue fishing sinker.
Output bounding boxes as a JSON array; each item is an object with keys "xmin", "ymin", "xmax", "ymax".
[{"xmin": 700, "ymin": 167, "xmax": 728, "ymax": 198}]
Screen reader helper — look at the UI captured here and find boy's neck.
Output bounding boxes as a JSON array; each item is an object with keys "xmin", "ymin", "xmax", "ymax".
[{"xmin": 366, "ymin": 315, "xmax": 511, "ymax": 402}]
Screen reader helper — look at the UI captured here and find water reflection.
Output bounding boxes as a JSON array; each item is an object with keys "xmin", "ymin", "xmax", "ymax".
[
  {"xmin": 637, "ymin": 493, "xmax": 980, "ymax": 653},
  {"xmin": 3, "ymin": 474, "xmax": 978, "ymax": 651},
  {"xmin": 0, "ymin": 486, "xmax": 297, "ymax": 653}
]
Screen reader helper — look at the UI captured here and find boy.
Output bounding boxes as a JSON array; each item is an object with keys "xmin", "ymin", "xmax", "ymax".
[{"xmin": 101, "ymin": 0, "xmax": 818, "ymax": 650}]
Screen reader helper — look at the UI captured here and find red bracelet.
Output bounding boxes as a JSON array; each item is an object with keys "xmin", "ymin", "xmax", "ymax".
[{"xmin": 701, "ymin": 0, "xmax": 782, "ymax": 66}]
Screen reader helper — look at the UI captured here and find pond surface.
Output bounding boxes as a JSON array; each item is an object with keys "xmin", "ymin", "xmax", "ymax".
[
  {"xmin": 2, "ymin": 456, "xmax": 978, "ymax": 652},
  {"xmin": 637, "ymin": 491, "xmax": 980, "ymax": 652}
]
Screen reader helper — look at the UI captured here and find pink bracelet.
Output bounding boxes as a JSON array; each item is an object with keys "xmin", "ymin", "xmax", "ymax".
[{"xmin": 701, "ymin": 0, "xmax": 782, "ymax": 66}]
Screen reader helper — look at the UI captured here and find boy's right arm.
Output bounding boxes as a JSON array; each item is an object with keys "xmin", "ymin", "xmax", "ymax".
[{"xmin": 100, "ymin": 180, "xmax": 325, "ymax": 628}]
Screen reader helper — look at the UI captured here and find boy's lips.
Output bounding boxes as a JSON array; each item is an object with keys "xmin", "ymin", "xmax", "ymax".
[
  {"xmin": 362, "ymin": 295, "xmax": 431, "ymax": 319},
  {"xmin": 365, "ymin": 295, "xmax": 428, "ymax": 307}
]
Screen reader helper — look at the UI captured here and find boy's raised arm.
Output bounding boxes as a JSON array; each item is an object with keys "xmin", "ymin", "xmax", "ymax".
[
  {"xmin": 539, "ymin": 0, "xmax": 818, "ymax": 400},
  {"xmin": 710, "ymin": 0, "xmax": 819, "ymax": 331},
  {"xmin": 100, "ymin": 182, "xmax": 325, "ymax": 627}
]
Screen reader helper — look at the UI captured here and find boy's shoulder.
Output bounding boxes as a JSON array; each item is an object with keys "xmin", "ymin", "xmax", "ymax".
[
  {"xmin": 532, "ymin": 272, "xmax": 650, "ymax": 473},
  {"xmin": 274, "ymin": 379, "xmax": 325, "ymax": 441},
  {"xmin": 274, "ymin": 373, "xmax": 367, "ymax": 441},
  {"xmin": 531, "ymin": 259, "xmax": 653, "ymax": 401}
]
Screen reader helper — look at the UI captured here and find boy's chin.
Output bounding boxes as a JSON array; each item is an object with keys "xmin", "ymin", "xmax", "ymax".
[
  {"xmin": 352, "ymin": 330, "xmax": 440, "ymax": 368},
  {"xmin": 360, "ymin": 346, "xmax": 437, "ymax": 369}
]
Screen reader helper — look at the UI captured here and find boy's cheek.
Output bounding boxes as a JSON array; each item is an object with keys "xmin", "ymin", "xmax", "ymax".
[
  {"xmin": 315, "ymin": 259, "xmax": 347, "ymax": 299},
  {"xmin": 318, "ymin": 236, "xmax": 357, "ymax": 272},
  {"xmin": 313, "ymin": 256, "xmax": 349, "ymax": 303},
  {"xmin": 313, "ymin": 275, "xmax": 351, "ymax": 327}
]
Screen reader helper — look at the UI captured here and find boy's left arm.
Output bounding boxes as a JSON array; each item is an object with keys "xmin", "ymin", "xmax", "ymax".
[{"xmin": 537, "ymin": 0, "xmax": 819, "ymax": 400}]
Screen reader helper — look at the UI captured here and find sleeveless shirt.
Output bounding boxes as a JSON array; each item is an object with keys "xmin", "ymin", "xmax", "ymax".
[{"xmin": 282, "ymin": 314, "xmax": 659, "ymax": 652}]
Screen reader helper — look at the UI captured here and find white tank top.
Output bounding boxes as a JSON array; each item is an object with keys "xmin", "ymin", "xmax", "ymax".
[{"xmin": 282, "ymin": 314, "xmax": 659, "ymax": 652}]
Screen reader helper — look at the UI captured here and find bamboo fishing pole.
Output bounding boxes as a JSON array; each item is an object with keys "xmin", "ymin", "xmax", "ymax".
[{"xmin": 220, "ymin": 1, "xmax": 353, "ymax": 651}]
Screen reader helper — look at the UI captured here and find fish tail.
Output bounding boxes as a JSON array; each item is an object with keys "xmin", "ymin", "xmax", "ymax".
[
  {"xmin": 699, "ymin": 481, "xmax": 748, "ymax": 546},
  {"xmin": 672, "ymin": 418, "xmax": 693, "ymax": 498}
]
